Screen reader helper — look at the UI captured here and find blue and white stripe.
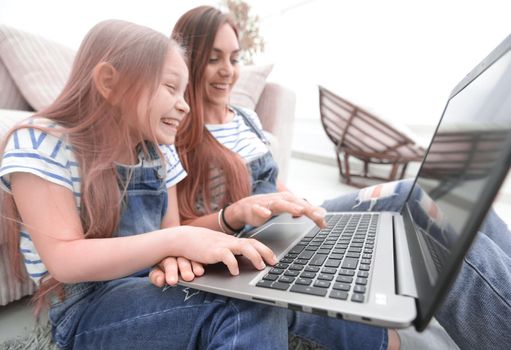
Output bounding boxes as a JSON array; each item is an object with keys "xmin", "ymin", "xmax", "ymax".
[
  {"xmin": 0, "ymin": 117, "xmax": 186, "ymax": 284},
  {"xmin": 206, "ymin": 107, "xmax": 269, "ymax": 163},
  {"xmin": 196, "ymin": 108, "xmax": 269, "ymax": 213}
]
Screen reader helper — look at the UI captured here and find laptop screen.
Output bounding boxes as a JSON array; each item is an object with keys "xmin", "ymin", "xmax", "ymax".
[{"xmin": 404, "ymin": 37, "xmax": 511, "ymax": 330}]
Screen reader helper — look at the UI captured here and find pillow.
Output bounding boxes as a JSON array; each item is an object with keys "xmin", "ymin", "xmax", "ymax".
[
  {"xmin": 230, "ymin": 64, "xmax": 273, "ymax": 110},
  {"xmin": 0, "ymin": 25, "xmax": 75, "ymax": 111},
  {"xmin": 0, "ymin": 59, "xmax": 31, "ymax": 111}
]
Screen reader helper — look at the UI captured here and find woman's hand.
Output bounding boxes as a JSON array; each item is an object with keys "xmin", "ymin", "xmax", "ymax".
[
  {"xmin": 149, "ymin": 257, "xmax": 205, "ymax": 287},
  {"xmin": 225, "ymin": 192, "xmax": 327, "ymax": 230}
]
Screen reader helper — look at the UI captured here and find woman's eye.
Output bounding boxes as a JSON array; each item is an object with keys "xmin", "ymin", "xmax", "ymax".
[
  {"xmin": 165, "ymin": 84, "xmax": 175, "ymax": 92},
  {"xmin": 208, "ymin": 57, "xmax": 219, "ymax": 63}
]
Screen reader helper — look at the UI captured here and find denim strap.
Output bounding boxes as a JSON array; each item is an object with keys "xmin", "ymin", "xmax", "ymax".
[{"xmin": 230, "ymin": 105, "xmax": 270, "ymax": 146}]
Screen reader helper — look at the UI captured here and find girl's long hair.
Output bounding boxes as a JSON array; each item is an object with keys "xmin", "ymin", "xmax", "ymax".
[
  {"xmin": 0, "ymin": 19, "xmax": 179, "ymax": 314},
  {"xmin": 173, "ymin": 6, "xmax": 251, "ymax": 220}
]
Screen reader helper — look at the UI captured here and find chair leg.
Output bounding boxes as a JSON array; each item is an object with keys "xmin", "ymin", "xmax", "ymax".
[
  {"xmin": 399, "ymin": 162, "xmax": 409, "ymax": 179},
  {"xmin": 336, "ymin": 152, "xmax": 345, "ymax": 178},
  {"xmin": 389, "ymin": 162, "xmax": 399, "ymax": 180},
  {"xmin": 344, "ymin": 153, "xmax": 352, "ymax": 185}
]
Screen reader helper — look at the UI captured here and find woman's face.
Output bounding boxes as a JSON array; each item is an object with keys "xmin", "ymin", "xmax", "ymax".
[{"xmin": 202, "ymin": 23, "xmax": 240, "ymax": 109}]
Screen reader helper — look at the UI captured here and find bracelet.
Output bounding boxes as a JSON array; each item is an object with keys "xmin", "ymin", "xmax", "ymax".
[
  {"xmin": 221, "ymin": 204, "xmax": 242, "ymax": 233},
  {"xmin": 217, "ymin": 209, "xmax": 227, "ymax": 233}
]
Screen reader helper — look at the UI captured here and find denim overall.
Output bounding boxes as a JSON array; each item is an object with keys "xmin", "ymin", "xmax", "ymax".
[
  {"xmin": 49, "ymin": 144, "xmax": 169, "ymax": 348},
  {"xmin": 231, "ymin": 105, "xmax": 279, "ymax": 196},
  {"xmin": 48, "ymin": 140, "xmax": 389, "ymax": 349}
]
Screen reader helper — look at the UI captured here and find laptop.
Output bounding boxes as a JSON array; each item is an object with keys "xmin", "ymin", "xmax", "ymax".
[{"xmin": 180, "ymin": 34, "xmax": 511, "ymax": 331}]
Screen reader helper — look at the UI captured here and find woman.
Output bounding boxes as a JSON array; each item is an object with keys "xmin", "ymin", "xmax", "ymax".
[{"xmin": 150, "ymin": 5, "xmax": 511, "ymax": 350}]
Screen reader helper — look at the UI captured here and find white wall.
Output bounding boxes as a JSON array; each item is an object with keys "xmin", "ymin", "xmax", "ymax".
[
  {"xmin": 1, "ymin": 0, "xmax": 510, "ymax": 128},
  {"xmin": 252, "ymin": 0, "xmax": 511, "ymax": 127}
]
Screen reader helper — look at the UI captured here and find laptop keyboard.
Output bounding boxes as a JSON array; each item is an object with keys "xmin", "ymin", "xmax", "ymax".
[
  {"xmin": 422, "ymin": 232, "xmax": 449, "ymax": 272},
  {"xmin": 256, "ymin": 213, "xmax": 378, "ymax": 303}
]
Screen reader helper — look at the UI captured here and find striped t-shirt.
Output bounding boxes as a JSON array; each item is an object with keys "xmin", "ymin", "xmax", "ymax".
[
  {"xmin": 0, "ymin": 117, "xmax": 186, "ymax": 284},
  {"xmin": 197, "ymin": 107, "xmax": 270, "ymax": 213},
  {"xmin": 206, "ymin": 106, "xmax": 269, "ymax": 163}
]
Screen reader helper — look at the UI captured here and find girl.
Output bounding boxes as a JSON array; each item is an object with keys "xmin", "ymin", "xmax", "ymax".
[
  {"xmin": 150, "ymin": 5, "xmax": 511, "ymax": 350},
  {"xmin": 0, "ymin": 19, "xmax": 306, "ymax": 349}
]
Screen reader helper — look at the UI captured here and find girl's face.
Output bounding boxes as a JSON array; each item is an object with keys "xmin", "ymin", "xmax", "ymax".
[
  {"xmin": 136, "ymin": 47, "xmax": 190, "ymax": 145},
  {"xmin": 203, "ymin": 23, "xmax": 240, "ymax": 109}
]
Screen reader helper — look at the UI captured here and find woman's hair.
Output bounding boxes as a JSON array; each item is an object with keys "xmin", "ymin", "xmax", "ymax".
[
  {"xmin": 0, "ymin": 19, "xmax": 183, "ymax": 313},
  {"xmin": 172, "ymin": 6, "xmax": 251, "ymax": 220}
]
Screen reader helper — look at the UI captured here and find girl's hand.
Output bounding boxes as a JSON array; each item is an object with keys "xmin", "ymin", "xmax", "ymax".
[
  {"xmin": 171, "ymin": 227, "xmax": 277, "ymax": 276},
  {"xmin": 149, "ymin": 257, "xmax": 204, "ymax": 287},
  {"xmin": 226, "ymin": 192, "xmax": 327, "ymax": 230}
]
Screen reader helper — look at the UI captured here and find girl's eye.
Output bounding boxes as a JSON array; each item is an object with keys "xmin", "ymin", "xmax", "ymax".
[
  {"xmin": 231, "ymin": 58, "xmax": 240, "ymax": 65},
  {"xmin": 165, "ymin": 84, "xmax": 175, "ymax": 92},
  {"xmin": 208, "ymin": 57, "xmax": 219, "ymax": 63}
]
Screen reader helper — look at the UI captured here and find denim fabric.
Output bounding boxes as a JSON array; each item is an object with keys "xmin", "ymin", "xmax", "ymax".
[
  {"xmin": 321, "ymin": 179, "xmax": 511, "ymax": 350},
  {"xmin": 248, "ymin": 152, "xmax": 279, "ymax": 195},
  {"xmin": 49, "ymin": 144, "xmax": 170, "ymax": 348},
  {"xmin": 246, "ymin": 148, "xmax": 388, "ymax": 349},
  {"xmin": 49, "ymin": 145, "xmax": 387, "ymax": 350},
  {"xmin": 435, "ymin": 209, "xmax": 511, "ymax": 350}
]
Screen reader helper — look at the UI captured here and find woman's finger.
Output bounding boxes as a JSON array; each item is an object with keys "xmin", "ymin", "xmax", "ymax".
[
  {"xmin": 251, "ymin": 203, "xmax": 272, "ymax": 223},
  {"xmin": 177, "ymin": 257, "xmax": 194, "ymax": 281},
  {"xmin": 267, "ymin": 198, "xmax": 305, "ymax": 217},
  {"xmin": 191, "ymin": 261, "xmax": 204, "ymax": 277},
  {"xmin": 161, "ymin": 257, "xmax": 179, "ymax": 286},
  {"xmin": 301, "ymin": 204, "xmax": 327, "ymax": 228},
  {"xmin": 149, "ymin": 266, "xmax": 166, "ymax": 287}
]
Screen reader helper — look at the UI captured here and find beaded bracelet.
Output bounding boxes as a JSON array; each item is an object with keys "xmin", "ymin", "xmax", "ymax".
[{"xmin": 221, "ymin": 204, "xmax": 242, "ymax": 233}]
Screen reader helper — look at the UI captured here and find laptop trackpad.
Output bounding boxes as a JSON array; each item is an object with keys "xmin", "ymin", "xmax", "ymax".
[
  {"xmin": 248, "ymin": 221, "xmax": 312, "ymax": 257},
  {"xmin": 205, "ymin": 221, "xmax": 312, "ymax": 274}
]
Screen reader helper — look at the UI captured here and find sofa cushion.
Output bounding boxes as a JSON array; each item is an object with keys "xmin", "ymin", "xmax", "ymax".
[
  {"xmin": 0, "ymin": 25, "xmax": 75, "ymax": 111},
  {"xmin": 231, "ymin": 64, "xmax": 273, "ymax": 110},
  {"xmin": 0, "ymin": 59, "xmax": 31, "ymax": 111}
]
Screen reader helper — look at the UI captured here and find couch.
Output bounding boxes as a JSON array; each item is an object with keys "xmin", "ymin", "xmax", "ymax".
[{"xmin": 0, "ymin": 24, "xmax": 296, "ymax": 306}]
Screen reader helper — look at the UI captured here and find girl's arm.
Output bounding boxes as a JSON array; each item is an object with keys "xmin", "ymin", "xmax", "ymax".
[
  {"xmin": 11, "ymin": 173, "xmax": 274, "ymax": 283},
  {"xmin": 154, "ymin": 185, "xmax": 205, "ymax": 287}
]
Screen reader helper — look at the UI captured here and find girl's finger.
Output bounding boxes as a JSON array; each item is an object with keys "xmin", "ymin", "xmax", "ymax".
[
  {"xmin": 217, "ymin": 248, "xmax": 239, "ymax": 276},
  {"xmin": 236, "ymin": 239, "xmax": 267, "ymax": 270},
  {"xmin": 249, "ymin": 239, "xmax": 278, "ymax": 266}
]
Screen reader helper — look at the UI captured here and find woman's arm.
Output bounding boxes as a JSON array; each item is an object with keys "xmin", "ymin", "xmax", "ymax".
[
  {"xmin": 184, "ymin": 191, "xmax": 327, "ymax": 231},
  {"xmin": 276, "ymin": 180, "xmax": 288, "ymax": 192},
  {"xmin": 11, "ymin": 173, "xmax": 274, "ymax": 283}
]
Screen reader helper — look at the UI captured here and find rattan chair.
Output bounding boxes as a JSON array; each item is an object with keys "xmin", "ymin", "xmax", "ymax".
[{"xmin": 319, "ymin": 86, "xmax": 425, "ymax": 187}]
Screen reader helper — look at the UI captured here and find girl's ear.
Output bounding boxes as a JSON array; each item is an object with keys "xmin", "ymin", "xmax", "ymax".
[{"xmin": 93, "ymin": 62, "xmax": 119, "ymax": 103}]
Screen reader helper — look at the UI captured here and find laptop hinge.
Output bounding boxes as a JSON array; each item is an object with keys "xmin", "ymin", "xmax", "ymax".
[{"xmin": 393, "ymin": 215, "xmax": 418, "ymax": 298}]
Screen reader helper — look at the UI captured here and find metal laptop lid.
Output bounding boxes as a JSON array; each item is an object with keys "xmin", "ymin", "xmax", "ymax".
[{"xmin": 402, "ymin": 34, "xmax": 511, "ymax": 331}]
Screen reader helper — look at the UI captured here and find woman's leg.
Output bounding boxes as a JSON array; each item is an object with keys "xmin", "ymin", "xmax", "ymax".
[
  {"xmin": 287, "ymin": 310, "xmax": 388, "ymax": 350},
  {"xmin": 435, "ymin": 212, "xmax": 511, "ymax": 350},
  {"xmin": 320, "ymin": 179, "xmax": 458, "ymax": 349},
  {"xmin": 61, "ymin": 277, "xmax": 392, "ymax": 350},
  {"xmin": 321, "ymin": 180, "xmax": 412, "ymax": 213},
  {"xmin": 321, "ymin": 179, "xmax": 511, "ymax": 349}
]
